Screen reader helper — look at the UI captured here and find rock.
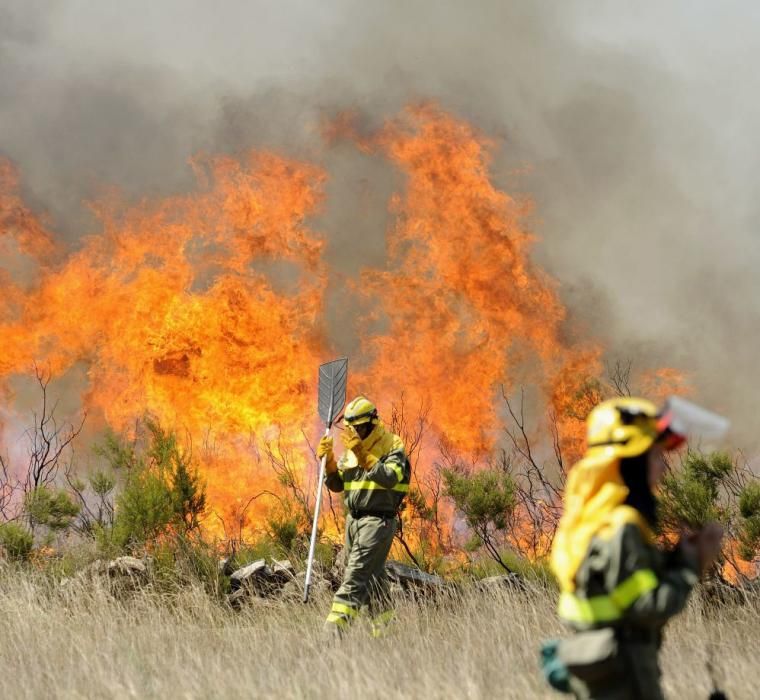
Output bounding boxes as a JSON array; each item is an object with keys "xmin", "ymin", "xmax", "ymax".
[
  {"xmin": 107, "ymin": 557, "xmax": 148, "ymax": 596},
  {"xmin": 385, "ymin": 560, "xmax": 445, "ymax": 590},
  {"xmin": 229, "ymin": 559, "xmax": 268, "ymax": 592},
  {"xmin": 270, "ymin": 559, "xmax": 296, "ymax": 583},
  {"xmin": 227, "ymin": 558, "xmax": 299, "ymax": 608},
  {"xmin": 475, "ymin": 573, "xmax": 529, "ymax": 594},
  {"xmin": 67, "ymin": 556, "xmax": 149, "ymax": 596},
  {"xmin": 107, "ymin": 556, "xmax": 147, "ymax": 579},
  {"xmin": 228, "ymin": 587, "xmax": 250, "ymax": 611},
  {"xmin": 218, "ymin": 557, "xmax": 236, "ymax": 577}
]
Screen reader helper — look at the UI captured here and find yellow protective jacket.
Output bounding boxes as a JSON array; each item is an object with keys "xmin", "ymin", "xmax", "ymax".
[
  {"xmin": 325, "ymin": 423, "xmax": 409, "ymax": 515},
  {"xmin": 556, "ymin": 510, "xmax": 700, "ymax": 699},
  {"xmin": 558, "ymin": 510, "xmax": 699, "ymax": 633},
  {"xmin": 550, "ymin": 449, "xmax": 701, "ymax": 698}
]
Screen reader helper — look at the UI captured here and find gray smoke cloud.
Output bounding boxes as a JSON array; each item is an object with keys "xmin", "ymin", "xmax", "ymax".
[{"xmin": 1, "ymin": 0, "xmax": 757, "ymax": 444}]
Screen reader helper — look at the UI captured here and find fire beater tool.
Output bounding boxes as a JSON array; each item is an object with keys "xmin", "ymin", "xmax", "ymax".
[{"xmin": 303, "ymin": 357, "xmax": 348, "ymax": 603}]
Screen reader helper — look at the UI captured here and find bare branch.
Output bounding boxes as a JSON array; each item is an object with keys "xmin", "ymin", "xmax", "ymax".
[
  {"xmin": 606, "ymin": 359, "xmax": 633, "ymax": 397},
  {"xmin": 23, "ymin": 365, "xmax": 86, "ymax": 498},
  {"xmin": 0, "ymin": 452, "xmax": 21, "ymax": 521},
  {"xmin": 499, "ymin": 386, "xmax": 564, "ymax": 557}
]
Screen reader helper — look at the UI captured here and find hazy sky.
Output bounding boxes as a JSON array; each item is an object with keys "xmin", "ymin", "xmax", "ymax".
[{"xmin": 1, "ymin": 1, "xmax": 757, "ymax": 440}]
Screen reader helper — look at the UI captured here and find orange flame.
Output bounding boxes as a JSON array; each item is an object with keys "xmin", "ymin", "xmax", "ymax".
[
  {"xmin": 0, "ymin": 152, "xmax": 327, "ymax": 533},
  {"xmin": 0, "ymin": 158, "xmax": 56, "ymax": 262},
  {"xmin": 336, "ymin": 105, "xmax": 601, "ymax": 459},
  {"xmin": 0, "ymin": 106, "xmax": 697, "ymax": 554}
]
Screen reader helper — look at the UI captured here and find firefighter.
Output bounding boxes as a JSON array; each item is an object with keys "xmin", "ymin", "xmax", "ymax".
[
  {"xmin": 316, "ymin": 396, "xmax": 409, "ymax": 636},
  {"xmin": 544, "ymin": 397, "xmax": 724, "ymax": 699}
]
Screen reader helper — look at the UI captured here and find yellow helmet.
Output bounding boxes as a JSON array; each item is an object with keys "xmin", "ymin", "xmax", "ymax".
[
  {"xmin": 586, "ymin": 397, "xmax": 661, "ymax": 458},
  {"xmin": 344, "ymin": 396, "xmax": 379, "ymax": 426}
]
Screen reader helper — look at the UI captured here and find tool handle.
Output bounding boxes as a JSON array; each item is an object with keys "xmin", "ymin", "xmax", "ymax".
[{"xmin": 304, "ymin": 427, "xmax": 330, "ymax": 603}]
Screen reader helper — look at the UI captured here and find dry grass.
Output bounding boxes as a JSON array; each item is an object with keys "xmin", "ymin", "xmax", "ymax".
[{"xmin": 0, "ymin": 569, "xmax": 757, "ymax": 699}]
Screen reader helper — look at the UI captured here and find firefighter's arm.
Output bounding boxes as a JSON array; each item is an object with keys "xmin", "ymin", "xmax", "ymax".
[
  {"xmin": 608, "ymin": 524, "xmax": 699, "ymax": 628},
  {"xmin": 324, "ymin": 469, "xmax": 345, "ymax": 493},
  {"xmin": 365, "ymin": 441, "xmax": 406, "ymax": 489},
  {"xmin": 324, "ymin": 453, "xmax": 346, "ymax": 493}
]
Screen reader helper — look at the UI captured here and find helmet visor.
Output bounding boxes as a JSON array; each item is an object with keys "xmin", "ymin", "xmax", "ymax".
[{"xmin": 657, "ymin": 396, "xmax": 729, "ymax": 448}]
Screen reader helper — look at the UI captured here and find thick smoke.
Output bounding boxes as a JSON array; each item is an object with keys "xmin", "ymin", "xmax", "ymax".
[{"xmin": 1, "ymin": 1, "xmax": 757, "ymax": 444}]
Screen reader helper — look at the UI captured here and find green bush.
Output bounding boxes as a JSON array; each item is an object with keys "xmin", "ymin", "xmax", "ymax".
[
  {"xmin": 25, "ymin": 487, "xmax": 80, "ymax": 532},
  {"xmin": 93, "ymin": 429, "xmax": 138, "ymax": 471},
  {"xmin": 89, "ymin": 470, "xmax": 116, "ymax": 498},
  {"xmin": 444, "ymin": 466, "xmax": 516, "ymax": 532},
  {"xmin": 739, "ymin": 482, "xmax": 760, "ymax": 519},
  {"xmin": 0, "ymin": 522, "xmax": 34, "ymax": 561},
  {"xmin": 171, "ymin": 455, "xmax": 206, "ymax": 531},
  {"xmin": 113, "ymin": 468, "xmax": 175, "ymax": 548},
  {"xmin": 266, "ymin": 515, "xmax": 299, "ymax": 553},
  {"xmin": 658, "ymin": 450, "xmax": 760, "ymax": 576},
  {"xmin": 443, "ymin": 465, "xmax": 516, "ymax": 572},
  {"xmin": 100, "ymin": 418, "xmax": 207, "ymax": 553},
  {"xmin": 659, "ymin": 451, "xmax": 732, "ymax": 531},
  {"xmin": 738, "ymin": 482, "xmax": 760, "ymax": 562}
]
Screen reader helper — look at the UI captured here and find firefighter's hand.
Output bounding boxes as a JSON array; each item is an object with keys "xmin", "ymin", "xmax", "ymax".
[
  {"xmin": 317, "ymin": 436, "xmax": 334, "ymax": 460},
  {"xmin": 342, "ymin": 428, "xmax": 364, "ymax": 457},
  {"xmin": 341, "ymin": 428, "xmax": 377, "ymax": 470},
  {"xmin": 317, "ymin": 436, "xmax": 338, "ymax": 474}
]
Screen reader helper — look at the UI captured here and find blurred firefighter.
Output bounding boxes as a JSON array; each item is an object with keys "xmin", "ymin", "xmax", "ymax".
[
  {"xmin": 316, "ymin": 396, "xmax": 410, "ymax": 636},
  {"xmin": 542, "ymin": 397, "xmax": 725, "ymax": 700}
]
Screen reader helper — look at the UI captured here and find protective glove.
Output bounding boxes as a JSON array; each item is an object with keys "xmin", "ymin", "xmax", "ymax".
[
  {"xmin": 341, "ymin": 428, "xmax": 378, "ymax": 470},
  {"xmin": 317, "ymin": 436, "xmax": 338, "ymax": 474},
  {"xmin": 317, "ymin": 436, "xmax": 333, "ymax": 459}
]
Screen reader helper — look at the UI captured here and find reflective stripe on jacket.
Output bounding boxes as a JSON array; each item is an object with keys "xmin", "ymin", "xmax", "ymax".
[{"xmin": 324, "ymin": 424, "xmax": 409, "ymax": 514}]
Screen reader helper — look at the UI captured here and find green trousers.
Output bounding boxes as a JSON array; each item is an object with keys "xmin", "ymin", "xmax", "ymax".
[{"xmin": 325, "ymin": 514, "xmax": 397, "ymax": 632}]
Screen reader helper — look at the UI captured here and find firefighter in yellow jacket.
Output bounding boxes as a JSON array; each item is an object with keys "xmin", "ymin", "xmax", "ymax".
[
  {"xmin": 544, "ymin": 397, "xmax": 724, "ymax": 699},
  {"xmin": 316, "ymin": 396, "xmax": 409, "ymax": 635}
]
